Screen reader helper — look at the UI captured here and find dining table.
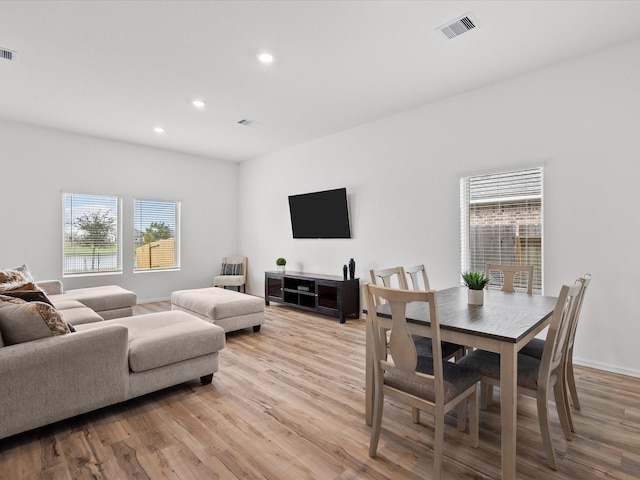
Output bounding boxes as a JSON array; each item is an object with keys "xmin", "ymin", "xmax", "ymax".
[{"xmin": 365, "ymin": 286, "xmax": 558, "ymax": 480}]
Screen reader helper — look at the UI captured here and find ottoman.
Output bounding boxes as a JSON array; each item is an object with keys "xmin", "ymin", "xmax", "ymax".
[{"xmin": 171, "ymin": 287, "xmax": 264, "ymax": 333}]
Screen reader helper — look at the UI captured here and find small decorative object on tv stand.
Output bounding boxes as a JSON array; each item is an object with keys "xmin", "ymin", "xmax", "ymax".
[
  {"xmin": 264, "ymin": 271, "xmax": 360, "ymax": 323},
  {"xmin": 276, "ymin": 257, "xmax": 286, "ymax": 272}
]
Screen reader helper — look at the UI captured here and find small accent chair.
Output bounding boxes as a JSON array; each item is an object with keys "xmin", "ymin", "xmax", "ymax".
[
  {"xmin": 365, "ymin": 283, "xmax": 480, "ymax": 480},
  {"xmin": 213, "ymin": 256, "xmax": 247, "ymax": 293},
  {"xmin": 458, "ymin": 280, "xmax": 583, "ymax": 470},
  {"xmin": 486, "ymin": 263, "xmax": 534, "ymax": 294},
  {"xmin": 520, "ymin": 274, "xmax": 592, "ymax": 432}
]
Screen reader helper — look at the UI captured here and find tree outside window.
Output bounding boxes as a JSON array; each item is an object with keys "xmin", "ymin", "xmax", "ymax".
[{"xmin": 63, "ymin": 193, "xmax": 122, "ymax": 275}]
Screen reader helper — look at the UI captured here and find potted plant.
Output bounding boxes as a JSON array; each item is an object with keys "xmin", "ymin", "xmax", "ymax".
[
  {"xmin": 276, "ymin": 257, "xmax": 286, "ymax": 272},
  {"xmin": 461, "ymin": 271, "xmax": 490, "ymax": 305}
]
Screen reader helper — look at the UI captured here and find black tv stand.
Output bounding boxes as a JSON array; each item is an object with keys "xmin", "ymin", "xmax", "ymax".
[{"xmin": 264, "ymin": 271, "xmax": 360, "ymax": 323}]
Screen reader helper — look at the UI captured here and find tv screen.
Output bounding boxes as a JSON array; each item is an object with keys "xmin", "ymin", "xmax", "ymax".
[{"xmin": 288, "ymin": 188, "xmax": 351, "ymax": 239}]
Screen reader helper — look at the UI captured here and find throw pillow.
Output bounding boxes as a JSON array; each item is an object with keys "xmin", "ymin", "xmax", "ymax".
[
  {"xmin": 0, "ymin": 290, "xmax": 54, "ymax": 306},
  {"xmin": 0, "ymin": 298, "xmax": 72, "ymax": 345},
  {"xmin": 221, "ymin": 263, "xmax": 243, "ymax": 276},
  {"xmin": 14, "ymin": 264, "xmax": 34, "ymax": 282},
  {"xmin": 0, "ymin": 269, "xmax": 29, "ymax": 290}
]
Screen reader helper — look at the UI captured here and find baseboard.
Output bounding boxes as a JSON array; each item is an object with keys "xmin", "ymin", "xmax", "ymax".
[
  {"xmin": 137, "ymin": 296, "xmax": 171, "ymax": 304},
  {"xmin": 574, "ymin": 357, "xmax": 640, "ymax": 379}
]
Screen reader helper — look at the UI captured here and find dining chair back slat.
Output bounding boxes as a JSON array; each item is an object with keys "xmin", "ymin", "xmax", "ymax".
[
  {"xmin": 369, "ymin": 266, "xmax": 408, "ymax": 306},
  {"xmin": 404, "ymin": 264, "xmax": 431, "ymax": 291},
  {"xmin": 486, "ymin": 263, "xmax": 534, "ymax": 294}
]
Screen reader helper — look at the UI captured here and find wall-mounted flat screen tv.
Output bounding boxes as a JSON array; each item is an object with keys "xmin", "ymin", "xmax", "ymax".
[{"xmin": 288, "ymin": 187, "xmax": 351, "ymax": 239}]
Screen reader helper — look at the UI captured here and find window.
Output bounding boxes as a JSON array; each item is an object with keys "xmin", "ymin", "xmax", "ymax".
[
  {"xmin": 460, "ymin": 167, "xmax": 543, "ymax": 294},
  {"xmin": 134, "ymin": 198, "xmax": 180, "ymax": 271},
  {"xmin": 63, "ymin": 193, "xmax": 122, "ymax": 275}
]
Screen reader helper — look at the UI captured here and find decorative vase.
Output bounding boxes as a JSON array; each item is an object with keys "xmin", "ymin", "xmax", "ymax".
[
  {"xmin": 468, "ymin": 289, "xmax": 484, "ymax": 306},
  {"xmin": 348, "ymin": 258, "xmax": 355, "ymax": 279},
  {"xmin": 277, "ymin": 265, "xmax": 285, "ymax": 272},
  {"xmin": 343, "ymin": 264, "xmax": 348, "ymax": 279}
]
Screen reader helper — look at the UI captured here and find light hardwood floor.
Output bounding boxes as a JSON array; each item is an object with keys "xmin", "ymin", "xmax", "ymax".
[{"xmin": 1, "ymin": 302, "xmax": 639, "ymax": 480}]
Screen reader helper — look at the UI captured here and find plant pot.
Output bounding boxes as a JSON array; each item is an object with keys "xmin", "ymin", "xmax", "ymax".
[
  {"xmin": 468, "ymin": 289, "xmax": 484, "ymax": 306},
  {"xmin": 277, "ymin": 265, "xmax": 285, "ymax": 272}
]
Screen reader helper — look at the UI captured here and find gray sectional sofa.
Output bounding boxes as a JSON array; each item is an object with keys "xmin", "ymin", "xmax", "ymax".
[{"xmin": 0, "ymin": 268, "xmax": 226, "ymax": 440}]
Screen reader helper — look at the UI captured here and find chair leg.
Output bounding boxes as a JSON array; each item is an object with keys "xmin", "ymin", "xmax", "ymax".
[
  {"xmin": 369, "ymin": 388, "xmax": 384, "ymax": 457},
  {"xmin": 412, "ymin": 407, "xmax": 420, "ymax": 424},
  {"xmin": 456, "ymin": 400, "xmax": 467, "ymax": 432},
  {"xmin": 480, "ymin": 383, "xmax": 491, "ymax": 409},
  {"xmin": 433, "ymin": 408, "xmax": 445, "ymax": 480},
  {"xmin": 469, "ymin": 388, "xmax": 479, "ymax": 448},
  {"xmin": 563, "ymin": 377, "xmax": 575, "ymax": 433},
  {"xmin": 536, "ymin": 389, "xmax": 558, "ymax": 470},
  {"xmin": 554, "ymin": 381, "xmax": 573, "ymax": 441},
  {"xmin": 485, "ymin": 385, "xmax": 494, "ymax": 406},
  {"xmin": 566, "ymin": 356, "xmax": 581, "ymax": 410}
]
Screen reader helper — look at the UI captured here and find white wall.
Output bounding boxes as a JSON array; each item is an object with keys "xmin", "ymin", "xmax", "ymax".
[
  {"xmin": 0, "ymin": 121, "xmax": 239, "ymax": 302},
  {"xmin": 239, "ymin": 39, "xmax": 640, "ymax": 377}
]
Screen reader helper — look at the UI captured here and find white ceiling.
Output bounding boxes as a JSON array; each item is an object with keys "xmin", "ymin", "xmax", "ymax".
[{"xmin": 2, "ymin": 1, "xmax": 640, "ymax": 162}]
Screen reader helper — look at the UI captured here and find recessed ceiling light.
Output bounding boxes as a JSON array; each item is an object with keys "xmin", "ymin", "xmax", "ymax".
[
  {"xmin": 192, "ymin": 99, "xmax": 206, "ymax": 109},
  {"xmin": 257, "ymin": 52, "xmax": 274, "ymax": 64},
  {"xmin": 154, "ymin": 127, "xmax": 165, "ymax": 134}
]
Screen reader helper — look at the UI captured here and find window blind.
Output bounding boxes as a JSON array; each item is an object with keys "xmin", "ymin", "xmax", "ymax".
[
  {"xmin": 134, "ymin": 198, "xmax": 180, "ymax": 271},
  {"xmin": 460, "ymin": 167, "xmax": 543, "ymax": 294},
  {"xmin": 63, "ymin": 193, "xmax": 122, "ymax": 275}
]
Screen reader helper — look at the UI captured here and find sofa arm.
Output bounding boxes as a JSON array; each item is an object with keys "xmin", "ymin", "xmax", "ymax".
[
  {"xmin": 0, "ymin": 325, "xmax": 129, "ymax": 440},
  {"xmin": 36, "ymin": 280, "xmax": 63, "ymax": 295}
]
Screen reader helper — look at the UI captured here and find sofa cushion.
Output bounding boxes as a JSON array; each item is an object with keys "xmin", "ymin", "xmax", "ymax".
[
  {"xmin": 76, "ymin": 311, "xmax": 225, "ymax": 373},
  {"xmin": 49, "ymin": 285, "xmax": 137, "ymax": 313},
  {"xmin": 58, "ymin": 307, "xmax": 103, "ymax": 326},
  {"xmin": 51, "ymin": 299, "xmax": 87, "ymax": 310},
  {"xmin": 0, "ymin": 297, "xmax": 71, "ymax": 345}
]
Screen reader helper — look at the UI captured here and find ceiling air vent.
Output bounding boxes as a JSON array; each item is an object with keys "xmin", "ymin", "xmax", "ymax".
[
  {"xmin": 237, "ymin": 119, "xmax": 258, "ymax": 126},
  {"xmin": 438, "ymin": 13, "xmax": 477, "ymax": 39},
  {"xmin": 0, "ymin": 47, "xmax": 16, "ymax": 61}
]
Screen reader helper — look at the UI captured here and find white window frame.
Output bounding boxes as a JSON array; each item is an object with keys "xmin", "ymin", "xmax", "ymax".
[
  {"xmin": 133, "ymin": 198, "xmax": 181, "ymax": 272},
  {"xmin": 460, "ymin": 166, "xmax": 544, "ymax": 294},
  {"xmin": 62, "ymin": 192, "xmax": 122, "ymax": 277}
]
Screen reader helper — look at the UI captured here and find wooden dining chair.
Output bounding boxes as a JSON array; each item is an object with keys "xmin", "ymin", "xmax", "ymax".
[
  {"xmin": 520, "ymin": 274, "xmax": 592, "ymax": 432},
  {"xmin": 370, "ymin": 267, "xmax": 464, "ymax": 361},
  {"xmin": 364, "ymin": 283, "xmax": 480, "ymax": 480},
  {"xmin": 482, "ymin": 264, "xmax": 535, "ymax": 405},
  {"xmin": 458, "ymin": 280, "xmax": 582, "ymax": 470},
  {"xmin": 404, "ymin": 263, "xmax": 431, "ymax": 291},
  {"xmin": 486, "ymin": 263, "xmax": 534, "ymax": 294},
  {"xmin": 369, "ymin": 266, "xmax": 408, "ymax": 304}
]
